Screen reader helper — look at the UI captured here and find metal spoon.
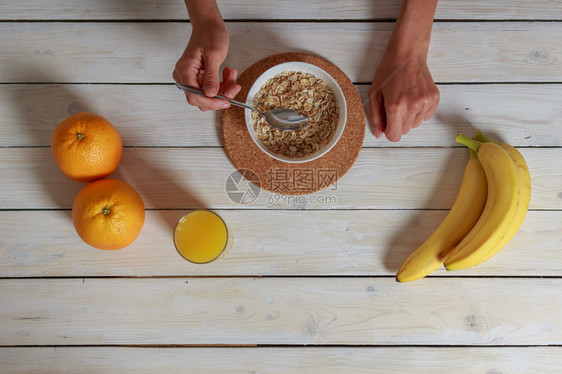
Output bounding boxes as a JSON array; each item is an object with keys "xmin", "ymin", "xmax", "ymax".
[{"xmin": 175, "ymin": 82, "xmax": 309, "ymax": 131}]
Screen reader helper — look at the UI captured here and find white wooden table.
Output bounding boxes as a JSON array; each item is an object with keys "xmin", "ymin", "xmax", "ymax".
[{"xmin": 1, "ymin": 1, "xmax": 562, "ymax": 372}]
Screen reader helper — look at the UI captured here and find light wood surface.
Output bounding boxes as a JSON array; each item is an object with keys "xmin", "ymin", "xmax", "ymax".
[
  {"xmin": 1, "ymin": 210, "xmax": 560, "ymax": 277},
  {"xmin": 2, "ymin": 23, "xmax": 562, "ymax": 83},
  {"xmin": 1, "ymin": 0, "xmax": 561, "ymax": 372},
  {"xmin": 0, "ymin": 147, "xmax": 560, "ymax": 210},
  {"xmin": 3, "ymin": 0, "xmax": 561, "ymax": 20},
  {"xmin": 2, "ymin": 347, "xmax": 561, "ymax": 374},
  {"xmin": 1, "ymin": 84, "xmax": 561, "ymax": 147},
  {"xmin": 2, "ymin": 278, "xmax": 562, "ymax": 345}
]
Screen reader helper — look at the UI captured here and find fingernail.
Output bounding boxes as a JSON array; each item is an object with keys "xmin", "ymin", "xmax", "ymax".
[
  {"xmin": 221, "ymin": 103, "xmax": 230, "ymax": 109},
  {"xmin": 375, "ymin": 130, "xmax": 382, "ymax": 138},
  {"xmin": 205, "ymin": 84, "xmax": 217, "ymax": 94},
  {"xmin": 234, "ymin": 86, "xmax": 241, "ymax": 96}
]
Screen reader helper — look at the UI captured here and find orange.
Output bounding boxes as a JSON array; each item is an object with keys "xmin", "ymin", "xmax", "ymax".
[
  {"xmin": 72, "ymin": 179, "xmax": 145, "ymax": 250},
  {"xmin": 51, "ymin": 112, "xmax": 123, "ymax": 183}
]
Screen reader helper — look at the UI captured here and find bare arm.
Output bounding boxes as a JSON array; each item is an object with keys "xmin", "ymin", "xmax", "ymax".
[
  {"xmin": 368, "ymin": 0, "xmax": 440, "ymax": 141},
  {"xmin": 173, "ymin": 0, "xmax": 241, "ymax": 111}
]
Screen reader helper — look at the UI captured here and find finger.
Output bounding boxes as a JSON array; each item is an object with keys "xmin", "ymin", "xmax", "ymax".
[
  {"xmin": 220, "ymin": 68, "xmax": 241, "ymax": 99},
  {"xmin": 401, "ymin": 111, "xmax": 416, "ymax": 135},
  {"xmin": 197, "ymin": 71, "xmax": 204, "ymax": 88},
  {"xmin": 191, "ymin": 95, "xmax": 230, "ymax": 111},
  {"xmin": 173, "ymin": 56, "xmax": 228, "ymax": 111},
  {"xmin": 174, "ymin": 54, "xmax": 202, "ymax": 86},
  {"xmin": 223, "ymin": 84, "xmax": 242, "ymax": 99},
  {"xmin": 424, "ymin": 98, "xmax": 439, "ymax": 121},
  {"xmin": 223, "ymin": 68, "xmax": 238, "ymax": 86},
  {"xmin": 425, "ymin": 88, "xmax": 440, "ymax": 121},
  {"xmin": 172, "ymin": 68, "xmax": 181, "ymax": 84},
  {"xmin": 184, "ymin": 84, "xmax": 229, "ymax": 111},
  {"xmin": 368, "ymin": 89, "xmax": 386, "ymax": 139},
  {"xmin": 384, "ymin": 101, "xmax": 405, "ymax": 142},
  {"xmin": 220, "ymin": 68, "xmax": 237, "ymax": 92},
  {"xmin": 221, "ymin": 67, "xmax": 231, "ymax": 81},
  {"xmin": 411, "ymin": 100, "xmax": 428, "ymax": 129},
  {"xmin": 173, "ymin": 60, "xmax": 208, "ymax": 110},
  {"xmin": 185, "ymin": 92, "xmax": 197, "ymax": 106},
  {"xmin": 412, "ymin": 110, "xmax": 426, "ymax": 129},
  {"xmin": 180, "ymin": 69, "xmax": 230, "ymax": 111},
  {"xmin": 183, "ymin": 83, "xmax": 229, "ymax": 111},
  {"xmin": 222, "ymin": 66, "xmax": 231, "ymax": 79},
  {"xmin": 183, "ymin": 86, "xmax": 206, "ymax": 109},
  {"xmin": 202, "ymin": 52, "xmax": 222, "ymax": 97}
]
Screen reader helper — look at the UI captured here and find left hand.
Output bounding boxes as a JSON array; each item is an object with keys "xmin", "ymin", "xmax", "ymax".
[
  {"xmin": 172, "ymin": 21, "xmax": 241, "ymax": 111},
  {"xmin": 368, "ymin": 54, "xmax": 440, "ymax": 142}
]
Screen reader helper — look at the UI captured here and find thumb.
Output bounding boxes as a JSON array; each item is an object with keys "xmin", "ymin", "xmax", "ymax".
[
  {"xmin": 368, "ymin": 89, "xmax": 386, "ymax": 139},
  {"xmin": 202, "ymin": 52, "xmax": 222, "ymax": 97}
]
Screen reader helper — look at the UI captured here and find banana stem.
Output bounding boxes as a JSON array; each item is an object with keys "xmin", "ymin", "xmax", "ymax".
[
  {"xmin": 473, "ymin": 130, "xmax": 495, "ymax": 143},
  {"xmin": 456, "ymin": 133, "xmax": 481, "ymax": 152}
]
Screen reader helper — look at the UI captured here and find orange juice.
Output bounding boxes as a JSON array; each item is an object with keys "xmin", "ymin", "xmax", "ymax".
[{"xmin": 174, "ymin": 210, "xmax": 228, "ymax": 263}]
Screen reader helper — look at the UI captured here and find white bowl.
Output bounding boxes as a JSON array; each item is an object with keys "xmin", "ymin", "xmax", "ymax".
[{"xmin": 245, "ymin": 62, "xmax": 347, "ymax": 164}]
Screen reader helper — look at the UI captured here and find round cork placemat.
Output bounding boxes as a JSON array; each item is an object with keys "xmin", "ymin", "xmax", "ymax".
[{"xmin": 222, "ymin": 52, "xmax": 365, "ymax": 195}]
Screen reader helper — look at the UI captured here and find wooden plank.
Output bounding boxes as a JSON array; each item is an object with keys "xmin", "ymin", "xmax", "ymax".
[
  {"xmin": 0, "ymin": 148, "xmax": 559, "ymax": 210},
  {"xmin": 0, "ymin": 210, "xmax": 560, "ymax": 277},
  {"xmin": 1, "ymin": 0, "xmax": 560, "ymax": 20},
  {"xmin": 1, "ymin": 347, "xmax": 561, "ymax": 373},
  {"xmin": 0, "ymin": 83, "xmax": 219, "ymax": 147},
  {"xmin": 1, "ymin": 23, "xmax": 561, "ymax": 83},
  {"xmin": 1, "ymin": 277, "xmax": 561, "ymax": 345},
  {"xmin": 1, "ymin": 84, "xmax": 560, "ymax": 148}
]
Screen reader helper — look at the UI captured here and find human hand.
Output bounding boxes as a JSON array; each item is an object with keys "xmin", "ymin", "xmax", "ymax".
[
  {"xmin": 173, "ymin": 22, "xmax": 241, "ymax": 111},
  {"xmin": 368, "ymin": 54, "xmax": 440, "ymax": 142}
]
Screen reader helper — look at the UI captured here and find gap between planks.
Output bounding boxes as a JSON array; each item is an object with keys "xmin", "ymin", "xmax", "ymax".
[
  {"xmin": 2, "ymin": 276, "xmax": 561, "ymax": 280},
  {"xmin": 1, "ymin": 19, "xmax": 562, "ymax": 23},
  {"xmin": 2, "ymin": 344, "xmax": 562, "ymax": 348}
]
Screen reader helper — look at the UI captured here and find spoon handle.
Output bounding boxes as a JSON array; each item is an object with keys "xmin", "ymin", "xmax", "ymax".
[{"xmin": 174, "ymin": 82, "xmax": 256, "ymax": 112}]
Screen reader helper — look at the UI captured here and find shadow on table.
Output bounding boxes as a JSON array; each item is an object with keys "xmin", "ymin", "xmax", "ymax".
[
  {"xmin": 112, "ymin": 152, "xmax": 208, "ymax": 233},
  {"xmin": 8, "ymin": 68, "xmax": 92, "ymax": 219},
  {"xmin": 382, "ymin": 114, "xmax": 493, "ymax": 272},
  {"xmin": 436, "ymin": 111, "xmax": 506, "ymax": 144},
  {"xmin": 9, "ymin": 66, "xmax": 208, "ymax": 231}
]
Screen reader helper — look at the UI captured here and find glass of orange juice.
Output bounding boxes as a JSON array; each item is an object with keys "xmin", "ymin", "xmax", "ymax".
[{"xmin": 174, "ymin": 210, "xmax": 229, "ymax": 264}]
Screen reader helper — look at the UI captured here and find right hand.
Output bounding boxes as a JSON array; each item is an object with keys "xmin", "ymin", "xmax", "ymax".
[
  {"xmin": 368, "ymin": 53, "xmax": 439, "ymax": 142},
  {"xmin": 173, "ymin": 22, "xmax": 241, "ymax": 111}
]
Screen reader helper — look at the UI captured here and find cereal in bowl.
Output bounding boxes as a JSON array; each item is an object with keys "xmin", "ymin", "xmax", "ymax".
[{"xmin": 252, "ymin": 71, "xmax": 339, "ymax": 158}]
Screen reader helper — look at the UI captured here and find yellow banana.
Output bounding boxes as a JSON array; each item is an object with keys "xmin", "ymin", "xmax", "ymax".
[
  {"xmin": 445, "ymin": 131, "xmax": 531, "ymax": 268},
  {"xmin": 395, "ymin": 148, "xmax": 487, "ymax": 282},
  {"xmin": 444, "ymin": 134, "xmax": 521, "ymax": 270}
]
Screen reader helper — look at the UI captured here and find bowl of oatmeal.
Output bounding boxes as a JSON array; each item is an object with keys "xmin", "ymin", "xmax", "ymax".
[{"xmin": 245, "ymin": 62, "xmax": 347, "ymax": 163}]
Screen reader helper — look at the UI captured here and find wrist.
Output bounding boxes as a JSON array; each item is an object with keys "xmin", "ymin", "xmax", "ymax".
[
  {"xmin": 192, "ymin": 17, "xmax": 227, "ymax": 35},
  {"xmin": 186, "ymin": 1, "xmax": 225, "ymax": 30},
  {"xmin": 386, "ymin": 0, "xmax": 437, "ymax": 60},
  {"xmin": 382, "ymin": 36, "xmax": 429, "ymax": 68}
]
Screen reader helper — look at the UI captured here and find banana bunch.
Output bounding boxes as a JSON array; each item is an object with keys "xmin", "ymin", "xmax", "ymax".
[{"xmin": 396, "ymin": 131, "xmax": 531, "ymax": 282}]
